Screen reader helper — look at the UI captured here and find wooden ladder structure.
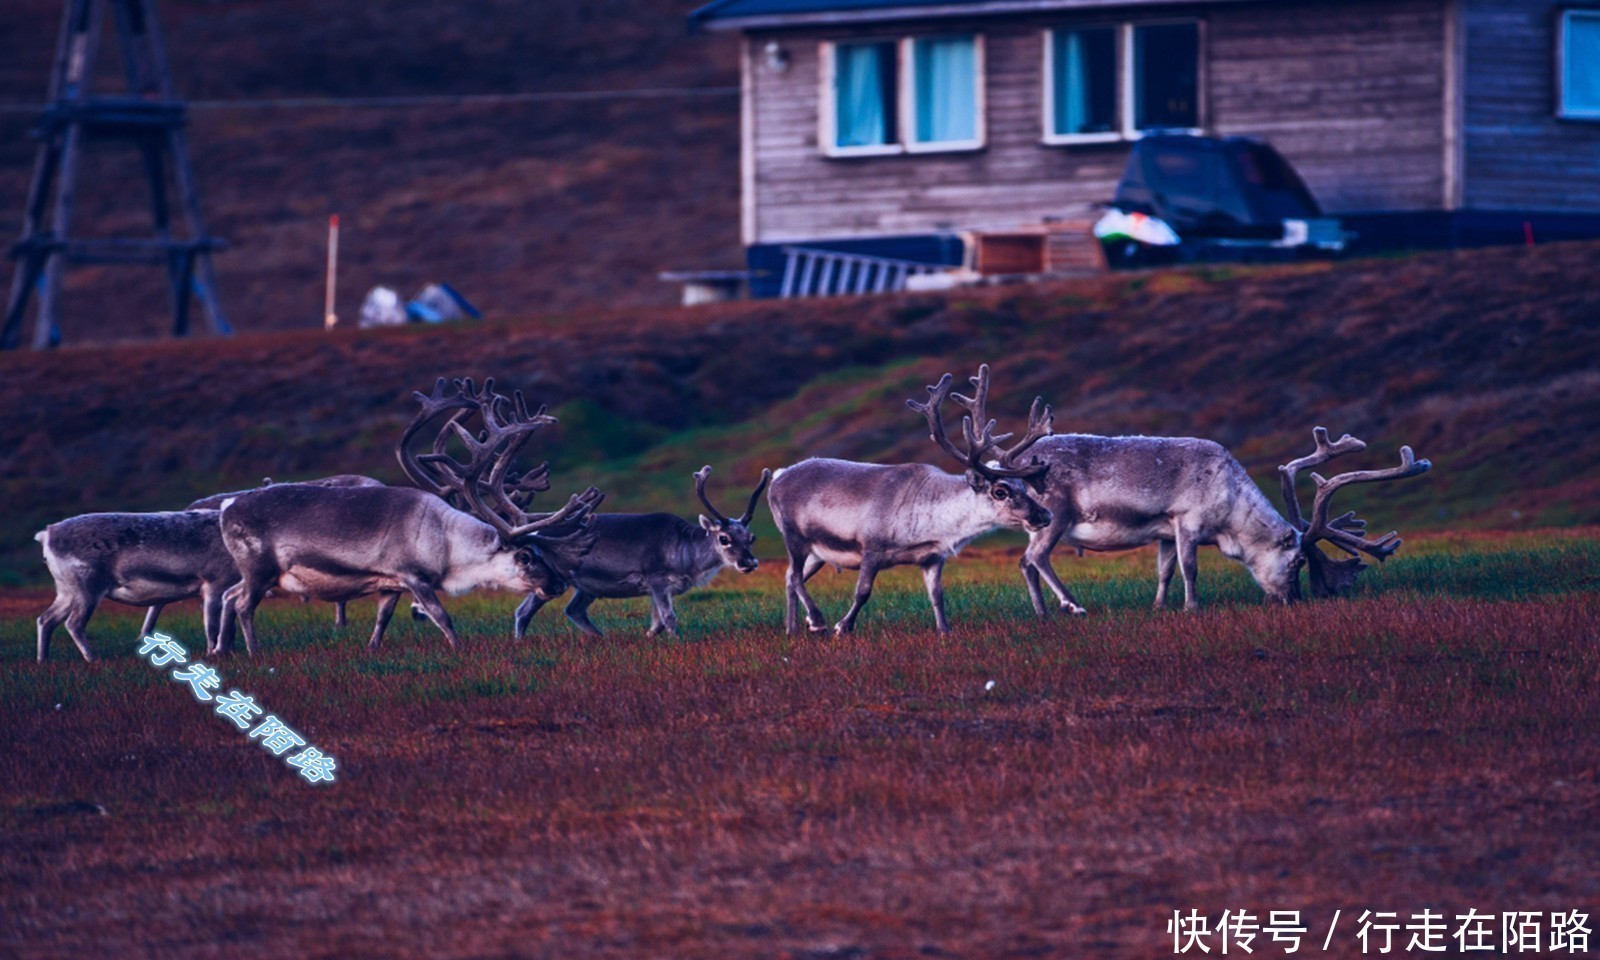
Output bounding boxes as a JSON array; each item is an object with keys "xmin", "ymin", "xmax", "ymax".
[{"xmin": 2, "ymin": 0, "xmax": 230, "ymax": 350}]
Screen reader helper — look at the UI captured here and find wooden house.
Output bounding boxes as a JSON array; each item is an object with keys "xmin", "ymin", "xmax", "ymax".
[{"xmin": 688, "ymin": 0, "xmax": 1600, "ymax": 294}]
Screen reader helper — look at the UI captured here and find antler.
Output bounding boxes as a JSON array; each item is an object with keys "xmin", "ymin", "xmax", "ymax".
[
  {"xmin": 906, "ymin": 364, "xmax": 1051, "ymax": 480},
  {"xmin": 395, "ymin": 377, "xmax": 480, "ymax": 498},
  {"xmin": 1304, "ymin": 444, "xmax": 1431, "ymax": 562},
  {"xmin": 409, "ymin": 378, "xmax": 603, "ymax": 542},
  {"xmin": 1277, "ymin": 426, "xmax": 1366, "ymax": 531},
  {"xmin": 694, "ymin": 465, "xmax": 772, "ymax": 526},
  {"xmin": 1278, "ymin": 426, "xmax": 1431, "ymax": 596}
]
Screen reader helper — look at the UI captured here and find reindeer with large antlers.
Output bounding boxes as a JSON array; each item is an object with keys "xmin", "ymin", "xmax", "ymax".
[
  {"xmin": 1004, "ymin": 417, "xmax": 1431, "ymax": 613},
  {"xmin": 512, "ymin": 465, "xmax": 772, "ymax": 638},
  {"xmin": 767, "ymin": 364, "xmax": 1052, "ymax": 635},
  {"xmin": 215, "ymin": 378, "xmax": 602, "ymax": 655}
]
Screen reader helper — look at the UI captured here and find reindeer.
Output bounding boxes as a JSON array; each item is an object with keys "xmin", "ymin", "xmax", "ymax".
[
  {"xmin": 767, "ymin": 366, "xmax": 1052, "ymax": 635},
  {"xmin": 35, "ymin": 509, "xmax": 237, "ymax": 662},
  {"xmin": 122, "ymin": 474, "xmax": 387, "ymax": 637},
  {"xmin": 512, "ymin": 465, "xmax": 771, "ymax": 639},
  {"xmin": 216, "ymin": 378, "xmax": 602, "ymax": 655},
  {"xmin": 1000, "ymin": 418, "xmax": 1432, "ymax": 613}
]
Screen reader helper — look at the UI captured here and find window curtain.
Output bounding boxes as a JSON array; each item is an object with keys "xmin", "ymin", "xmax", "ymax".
[
  {"xmin": 1567, "ymin": 14, "xmax": 1600, "ymax": 115},
  {"xmin": 914, "ymin": 36, "xmax": 977, "ymax": 143},
  {"xmin": 1053, "ymin": 30, "xmax": 1089, "ymax": 135},
  {"xmin": 836, "ymin": 43, "xmax": 890, "ymax": 147}
]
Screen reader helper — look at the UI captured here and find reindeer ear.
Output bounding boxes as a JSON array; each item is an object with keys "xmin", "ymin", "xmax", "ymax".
[
  {"xmin": 1279, "ymin": 529, "xmax": 1299, "ymax": 551},
  {"xmin": 965, "ymin": 470, "xmax": 988, "ymax": 493},
  {"xmin": 698, "ymin": 514, "xmax": 718, "ymax": 532}
]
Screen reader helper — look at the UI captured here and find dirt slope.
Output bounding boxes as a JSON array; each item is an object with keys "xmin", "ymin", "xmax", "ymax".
[
  {"xmin": 0, "ymin": 0, "xmax": 739, "ymax": 344},
  {"xmin": 1, "ymin": 241, "xmax": 1596, "ymax": 584}
]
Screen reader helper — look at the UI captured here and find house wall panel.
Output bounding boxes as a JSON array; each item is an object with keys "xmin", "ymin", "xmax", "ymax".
[
  {"xmin": 747, "ymin": 0, "xmax": 1450, "ymax": 243},
  {"xmin": 1463, "ymin": 0, "xmax": 1600, "ymax": 211}
]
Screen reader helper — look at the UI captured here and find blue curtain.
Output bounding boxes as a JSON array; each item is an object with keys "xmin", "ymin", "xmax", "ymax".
[
  {"xmin": 914, "ymin": 36, "xmax": 977, "ymax": 143},
  {"xmin": 1567, "ymin": 14, "xmax": 1600, "ymax": 115},
  {"xmin": 836, "ymin": 43, "xmax": 890, "ymax": 147},
  {"xmin": 1053, "ymin": 31, "xmax": 1089, "ymax": 135}
]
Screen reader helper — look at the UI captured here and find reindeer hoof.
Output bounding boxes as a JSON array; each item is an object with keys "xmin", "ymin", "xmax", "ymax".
[
  {"xmin": 1062, "ymin": 603, "xmax": 1087, "ymax": 616},
  {"xmin": 807, "ymin": 622, "xmax": 829, "ymax": 634}
]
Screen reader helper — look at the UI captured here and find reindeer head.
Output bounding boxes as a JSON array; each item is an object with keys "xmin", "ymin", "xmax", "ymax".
[
  {"xmin": 907, "ymin": 364, "xmax": 1055, "ymax": 532},
  {"xmin": 399, "ymin": 377, "xmax": 604, "ymax": 598},
  {"xmin": 692, "ymin": 465, "xmax": 771, "ymax": 573},
  {"xmin": 1275, "ymin": 426, "xmax": 1431, "ymax": 601}
]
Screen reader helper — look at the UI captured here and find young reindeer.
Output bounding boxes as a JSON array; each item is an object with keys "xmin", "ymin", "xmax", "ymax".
[
  {"xmin": 767, "ymin": 365, "xmax": 1053, "ymax": 635},
  {"xmin": 35, "ymin": 510, "xmax": 237, "ymax": 662},
  {"xmin": 1005, "ymin": 422, "xmax": 1432, "ymax": 614},
  {"xmin": 513, "ymin": 465, "xmax": 772, "ymax": 638},
  {"xmin": 216, "ymin": 378, "xmax": 602, "ymax": 655}
]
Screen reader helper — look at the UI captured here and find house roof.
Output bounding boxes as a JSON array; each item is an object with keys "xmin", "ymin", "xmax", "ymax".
[{"xmin": 690, "ymin": 0, "xmax": 1261, "ymax": 31}]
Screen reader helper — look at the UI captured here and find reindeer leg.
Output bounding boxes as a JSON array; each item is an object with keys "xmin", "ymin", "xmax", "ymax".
[
  {"xmin": 801, "ymin": 554, "xmax": 825, "ymax": 583},
  {"xmin": 835, "ymin": 561, "xmax": 880, "ymax": 635},
  {"xmin": 405, "ymin": 583, "xmax": 459, "ymax": 650},
  {"xmin": 1154, "ymin": 540, "xmax": 1178, "ymax": 609},
  {"xmin": 61, "ymin": 596, "xmax": 100, "ymax": 663},
  {"xmin": 139, "ymin": 604, "xmax": 164, "ymax": 642},
  {"xmin": 793, "ymin": 554, "xmax": 829, "ymax": 632},
  {"xmin": 921, "ymin": 558, "xmax": 950, "ymax": 633},
  {"xmin": 36, "ymin": 593, "xmax": 74, "ymax": 662},
  {"xmin": 216, "ymin": 583, "xmax": 241, "ymax": 656},
  {"xmin": 646, "ymin": 587, "xmax": 679, "ymax": 638},
  {"xmin": 1174, "ymin": 528, "xmax": 1201, "ymax": 612},
  {"xmin": 334, "ymin": 601, "xmax": 348, "ymax": 628},
  {"xmin": 232, "ymin": 576, "xmax": 273, "ymax": 657},
  {"xmin": 563, "ymin": 591, "xmax": 604, "ymax": 638},
  {"xmin": 368, "ymin": 591, "xmax": 401, "ymax": 651},
  {"xmin": 1023, "ymin": 524, "xmax": 1086, "ymax": 617},
  {"xmin": 513, "ymin": 593, "xmax": 547, "ymax": 640},
  {"xmin": 200, "ymin": 584, "xmax": 226, "ymax": 655}
]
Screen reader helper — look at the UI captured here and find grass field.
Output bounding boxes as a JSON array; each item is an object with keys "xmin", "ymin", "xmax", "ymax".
[{"xmin": 3, "ymin": 530, "xmax": 1597, "ymax": 958}]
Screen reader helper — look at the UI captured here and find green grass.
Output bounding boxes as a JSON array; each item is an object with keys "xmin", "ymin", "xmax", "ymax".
[{"xmin": 4, "ymin": 532, "xmax": 1599, "ymax": 958}]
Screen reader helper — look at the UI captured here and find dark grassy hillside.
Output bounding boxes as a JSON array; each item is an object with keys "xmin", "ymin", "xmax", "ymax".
[
  {"xmin": 0, "ymin": 0, "xmax": 739, "ymax": 343},
  {"xmin": 2, "ymin": 241, "xmax": 1597, "ymax": 585}
]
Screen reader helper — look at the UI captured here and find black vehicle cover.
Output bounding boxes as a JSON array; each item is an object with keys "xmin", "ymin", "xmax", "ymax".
[{"xmin": 1114, "ymin": 134, "xmax": 1324, "ymax": 240}]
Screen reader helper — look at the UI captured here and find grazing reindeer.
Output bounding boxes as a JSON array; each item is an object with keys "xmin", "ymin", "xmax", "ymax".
[
  {"xmin": 513, "ymin": 465, "xmax": 771, "ymax": 638},
  {"xmin": 35, "ymin": 510, "xmax": 237, "ymax": 662},
  {"xmin": 1007, "ymin": 422, "xmax": 1431, "ymax": 614},
  {"xmin": 767, "ymin": 366, "xmax": 1052, "ymax": 635},
  {"xmin": 217, "ymin": 378, "xmax": 602, "ymax": 655}
]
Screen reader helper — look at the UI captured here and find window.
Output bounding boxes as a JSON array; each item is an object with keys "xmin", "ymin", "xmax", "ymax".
[
  {"xmin": 822, "ymin": 35, "xmax": 984, "ymax": 156},
  {"xmin": 1134, "ymin": 23, "xmax": 1200, "ymax": 130},
  {"xmin": 1561, "ymin": 10, "xmax": 1600, "ymax": 119},
  {"xmin": 1043, "ymin": 20, "xmax": 1201, "ymax": 144},
  {"xmin": 910, "ymin": 35, "xmax": 982, "ymax": 149},
  {"xmin": 1045, "ymin": 27, "xmax": 1119, "ymax": 141}
]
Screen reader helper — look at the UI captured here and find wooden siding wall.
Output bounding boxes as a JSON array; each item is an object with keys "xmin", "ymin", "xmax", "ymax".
[
  {"xmin": 1463, "ymin": 1, "xmax": 1600, "ymax": 210},
  {"xmin": 745, "ymin": 0, "xmax": 1448, "ymax": 244}
]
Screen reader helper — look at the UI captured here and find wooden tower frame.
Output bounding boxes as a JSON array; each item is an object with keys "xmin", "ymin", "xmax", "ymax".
[{"xmin": 2, "ymin": 0, "xmax": 230, "ymax": 350}]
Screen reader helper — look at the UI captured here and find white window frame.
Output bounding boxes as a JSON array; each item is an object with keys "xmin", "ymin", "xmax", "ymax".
[
  {"xmin": 819, "ymin": 33, "xmax": 986, "ymax": 157},
  {"xmin": 1041, "ymin": 19, "xmax": 1205, "ymax": 146},
  {"xmin": 1558, "ymin": 8, "xmax": 1600, "ymax": 120},
  {"xmin": 1041, "ymin": 25, "xmax": 1123, "ymax": 145}
]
